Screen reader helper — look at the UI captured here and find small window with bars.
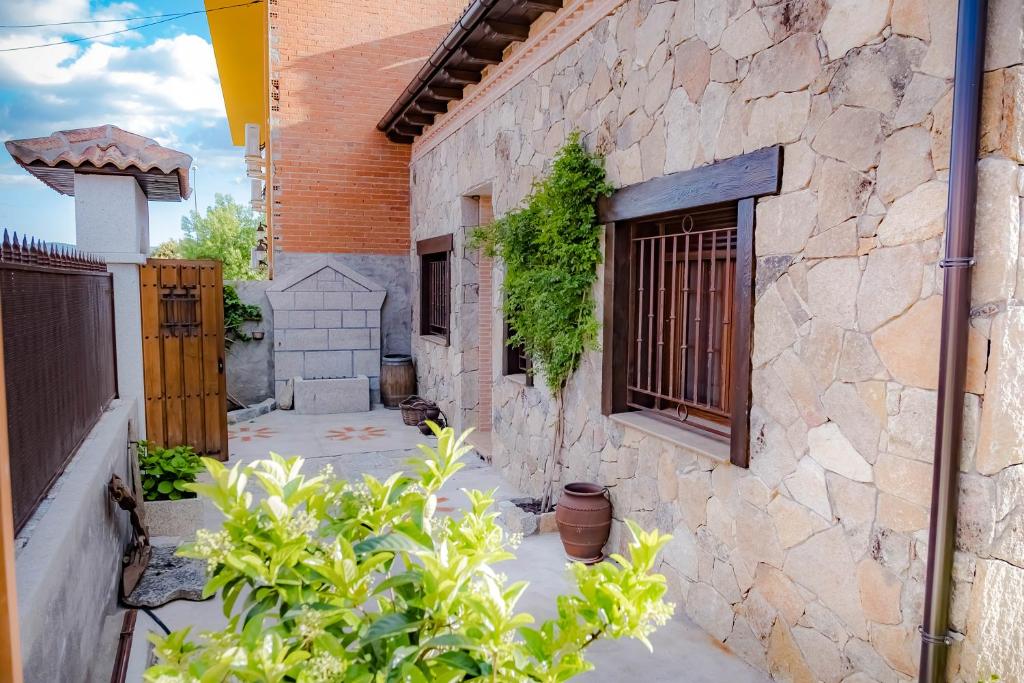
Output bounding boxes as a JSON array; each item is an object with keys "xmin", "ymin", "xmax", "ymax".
[
  {"xmin": 626, "ymin": 206, "xmax": 738, "ymax": 438},
  {"xmin": 417, "ymin": 235, "xmax": 453, "ymax": 342}
]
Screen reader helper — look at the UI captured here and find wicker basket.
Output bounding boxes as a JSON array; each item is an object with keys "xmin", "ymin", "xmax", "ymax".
[{"xmin": 399, "ymin": 396, "xmax": 447, "ymax": 428}]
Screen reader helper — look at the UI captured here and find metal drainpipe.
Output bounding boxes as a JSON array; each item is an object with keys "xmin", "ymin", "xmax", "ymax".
[{"xmin": 918, "ymin": 0, "xmax": 987, "ymax": 680}]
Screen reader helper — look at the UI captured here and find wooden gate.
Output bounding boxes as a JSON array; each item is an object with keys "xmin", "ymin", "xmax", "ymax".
[{"xmin": 140, "ymin": 259, "xmax": 228, "ymax": 460}]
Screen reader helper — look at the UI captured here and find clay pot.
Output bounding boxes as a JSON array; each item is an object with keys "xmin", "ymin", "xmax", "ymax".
[{"xmin": 555, "ymin": 482, "xmax": 612, "ymax": 564}]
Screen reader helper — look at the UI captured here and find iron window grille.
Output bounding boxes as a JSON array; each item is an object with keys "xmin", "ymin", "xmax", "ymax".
[
  {"xmin": 417, "ymin": 234, "xmax": 453, "ymax": 342},
  {"xmin": 624, "ymin": 205, "xmax": 739, "ymax": 440}
]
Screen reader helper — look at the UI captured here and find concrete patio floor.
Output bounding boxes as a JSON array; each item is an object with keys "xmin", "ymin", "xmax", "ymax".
[{"xmin": 124, "ymin": 407, "xmax": 769, "ymax": 682}]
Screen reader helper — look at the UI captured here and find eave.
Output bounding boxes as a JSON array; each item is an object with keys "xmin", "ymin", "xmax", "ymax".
[
  {"xmin": 205, "ymin": 0, "xmax": 267, "ymax": 146},
  {"xmin": 377, "ymin": 0, "xmax": 563, "ymax": 144}
]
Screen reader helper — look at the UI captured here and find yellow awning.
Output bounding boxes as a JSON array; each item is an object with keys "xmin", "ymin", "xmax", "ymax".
[{"xmin": 205, "ymin": 0, "xmax": 267, "ymax": 146}]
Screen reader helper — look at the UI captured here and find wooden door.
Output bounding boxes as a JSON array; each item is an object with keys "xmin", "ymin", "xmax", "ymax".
[{"xmin": 140, "ymin": 260, "xmax": 228, "ymax": 460}]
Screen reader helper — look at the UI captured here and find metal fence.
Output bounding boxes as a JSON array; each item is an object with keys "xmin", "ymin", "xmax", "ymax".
[{"xmin": 0, "ymin": 231, "xmax": 115, "ymax": 533}]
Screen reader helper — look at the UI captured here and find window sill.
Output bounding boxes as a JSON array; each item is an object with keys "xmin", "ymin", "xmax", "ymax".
[
  {"xmin": 420, "ymin": 334, "xmax": 450, "ymax": 347},
  {"xmin": 504, "ymin": 373, "xmax": 531, "ymax": 386},
  {"xmin": 609, "ymin": 411, "xmax": 730, "ymax": 464}
]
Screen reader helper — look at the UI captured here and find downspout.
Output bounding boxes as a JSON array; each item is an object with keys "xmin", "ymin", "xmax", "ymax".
[{"xmin": 918, "ymin": 0, "xmax": 987, "ymax": 681}]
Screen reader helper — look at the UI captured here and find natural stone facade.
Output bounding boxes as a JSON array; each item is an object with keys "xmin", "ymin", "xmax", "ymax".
[{"xmin": 408, "ymin": 0, "xmax": 1024, "ymax": 681}]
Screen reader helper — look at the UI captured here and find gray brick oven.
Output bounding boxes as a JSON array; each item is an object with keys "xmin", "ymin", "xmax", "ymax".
[{"xmin": 267, "ymin": 256, "xmax": 385, "ymax": 405}]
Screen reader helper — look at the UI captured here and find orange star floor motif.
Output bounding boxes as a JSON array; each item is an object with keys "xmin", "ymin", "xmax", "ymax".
[
  {"xmin": 229, "ymin": 426, "xmax": 276, "ymax": 442},
  {"xmin": 325, "ymin": 426, "xmax": 387, "ymax": 441}
]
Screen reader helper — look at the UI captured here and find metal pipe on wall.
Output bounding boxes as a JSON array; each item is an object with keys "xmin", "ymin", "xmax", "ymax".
[{"xmin": 918, "ymin": 0, "xmax": 988, "ymax": 680}]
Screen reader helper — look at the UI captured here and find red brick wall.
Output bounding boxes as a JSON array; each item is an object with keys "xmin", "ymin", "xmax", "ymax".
[
  {"xmin": 270, "ymin": 0, "xmax": 463, "ymax": 255},
  {"xmin": 477, "ymin": 197, "xmax": 494, "ymax": 432}
]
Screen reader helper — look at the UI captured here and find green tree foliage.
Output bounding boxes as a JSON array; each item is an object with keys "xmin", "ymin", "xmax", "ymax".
[
  {"xmin": 145, "ymin": 425, "xmax": 674, "ymax": 682},
  {"xmin": 472, "ymin": 133, "xmax": 612, "ymax": 394},
  {"xmin": 179, "ymin": 193, "xmax": 263, "ymax": 280},
  {"xmin": 151, "ymin": 239, "xmax": 183, "ymax": 259}
]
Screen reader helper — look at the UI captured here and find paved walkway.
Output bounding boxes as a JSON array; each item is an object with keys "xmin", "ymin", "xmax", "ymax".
[{"xmin": 125, "ymin": 408, "xmax": 769, "ymax": 682}]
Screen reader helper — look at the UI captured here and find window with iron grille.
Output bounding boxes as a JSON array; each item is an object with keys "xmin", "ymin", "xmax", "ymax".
[
  {"xmin": 625, "ymin": 205, "xmax": 739, "ymax": 439},
  {"xmin": 417, "ymin": 234, "xmax": 453, "ymax": 342}
]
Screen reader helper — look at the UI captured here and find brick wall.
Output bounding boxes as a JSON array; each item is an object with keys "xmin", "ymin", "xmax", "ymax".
[
  {"xmin": 477, "ymin": 197, "xmax": 493, "ymax": 432},
  {"xmin": 270, "ymin": 0, "xmax": 464, "ymax": 255}
]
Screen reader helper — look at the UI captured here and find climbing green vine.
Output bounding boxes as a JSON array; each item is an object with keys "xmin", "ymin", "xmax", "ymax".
[
  {"xmin": 473, "ymin": 133, "xmax": 612, "ymax": 508},
  {"xmin": 472, "ymin": 132, "xmax": 612, "ymax": 392},
  {"xmin": 224, "ymin": 284, "xmax": 262, "ymax": 346}
]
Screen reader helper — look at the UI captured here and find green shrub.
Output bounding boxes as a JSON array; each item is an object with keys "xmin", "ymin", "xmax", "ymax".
[
  {"xmin": 145, "ymin": 425, "xmax": 674, "ymax": 682},
  {"xmin": 138, "ymin": 441, "xmax": 204, "ymax": 502}
]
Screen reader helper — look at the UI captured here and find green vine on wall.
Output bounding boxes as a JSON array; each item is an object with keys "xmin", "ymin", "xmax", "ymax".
[
  {"xmin": 472, "ymin": 132, "xmax": 612, "ymax": 508},
  {"xmin": 224, "ymin": 284, "xmax": 262, "ymax": 346}
]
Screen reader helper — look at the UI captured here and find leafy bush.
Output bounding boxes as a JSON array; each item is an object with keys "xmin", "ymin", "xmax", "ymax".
[
  {"xmin": 145, "ymin": 425, "xmax": 674, "ymax": 682},
  {"xmin": 138, "ymin": 441, "xmax": 204, "ymax": 502},
  {"xmin": 224, "ymin": 284, "xmax": 263, "ymax": 345}
]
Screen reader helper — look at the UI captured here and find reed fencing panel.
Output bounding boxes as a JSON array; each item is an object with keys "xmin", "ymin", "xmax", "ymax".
[{"xmin": 0, "ymin": 232, "xmax": 115, "ymax": 533}]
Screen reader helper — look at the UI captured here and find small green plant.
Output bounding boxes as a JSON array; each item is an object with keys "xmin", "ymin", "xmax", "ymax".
[
  {"xmin": 138, "ymin": 441, "xmax": 204, "ymax": 502},
  {"xmin": 224, "ymin": 284, "xmax": 263, "ymax": 346},
  {"xmin": 471, "ymin": 132, "xmax": 612, "ymax": 509},
  {"xmin": 145, "ymin": 425, "xmax": 674, "ymax": 682}
]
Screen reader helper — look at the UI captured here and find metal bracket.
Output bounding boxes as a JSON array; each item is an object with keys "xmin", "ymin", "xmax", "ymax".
[
  {"xmin": 939, "ymin": 256, "xmax": 976, "ymax": 269},
  {"xmin": 918, "ymin": 625, "xmax": 955, "ymax": 646}
]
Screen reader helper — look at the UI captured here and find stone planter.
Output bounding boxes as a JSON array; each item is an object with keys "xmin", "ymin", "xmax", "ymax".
[{"xmin": 145, "ymin": 496, "xmax": 203, "ymax": 539}]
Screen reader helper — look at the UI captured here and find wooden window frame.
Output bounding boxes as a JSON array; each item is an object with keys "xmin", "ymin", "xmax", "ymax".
[
  {"xmin": 600, "ymin": 146, "xmax": 782, "ymax": 467},
  {"xmin": 417, "ymin": 234, "xmax": 454, "ymax": 344}
]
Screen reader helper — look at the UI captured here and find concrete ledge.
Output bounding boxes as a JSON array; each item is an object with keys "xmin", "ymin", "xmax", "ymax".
[
  {"xmin": 227, "ymin": 398, "xmax": 277, "ymax": 424},
  {"xmin": 16, "ymin": 398, "xmax": 136, "ymax": 683},
  {"xmin": 145, "ymin": 497, "xmax": 203, "ymax": 539},
  {"xmin": 294, "ymin": 376, "xmax": 370, "ymax": 414}
]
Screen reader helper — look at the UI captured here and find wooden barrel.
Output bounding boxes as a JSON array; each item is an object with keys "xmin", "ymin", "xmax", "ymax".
[{"xmin": 380, "ymin": 354, "xmax": 416, "ymax": 408}]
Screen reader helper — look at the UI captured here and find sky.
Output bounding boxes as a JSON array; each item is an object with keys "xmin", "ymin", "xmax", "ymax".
[{"xmin": 0, "ymin": 0, "xmax": 248, "ymax": 247}]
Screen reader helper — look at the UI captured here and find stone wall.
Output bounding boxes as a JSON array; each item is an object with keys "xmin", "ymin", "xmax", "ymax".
[
  {"xmin": 226, "ymin": 279, "xmax": 274, "ymax": 406},
  {"xmin": 409, "ymin": 0, "xmax": 1024, "ymax": 681}
]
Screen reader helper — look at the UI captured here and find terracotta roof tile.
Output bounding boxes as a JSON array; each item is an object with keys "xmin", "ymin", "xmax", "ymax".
[{"xmin": 4, "ymin": 125, "xmax": 192, "ymax": 201}]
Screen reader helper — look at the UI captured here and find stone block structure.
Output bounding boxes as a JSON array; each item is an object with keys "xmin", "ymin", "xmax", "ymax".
[
  {"xmin": 268, "ymin": 257, "xmax": 385, "ymax": 403},
  {"xmin": 390, "ymin": 0, "xmax": 1024, "ymax": 681}
]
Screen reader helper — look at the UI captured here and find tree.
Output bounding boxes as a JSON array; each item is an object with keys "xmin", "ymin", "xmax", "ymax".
[
  {"xmin": 150, "ymin": 239, "xmax": 182, "ymax": 259},
  {"xmin": 179, "ymin": 193, "xmax": 263, "ymax": 280}
]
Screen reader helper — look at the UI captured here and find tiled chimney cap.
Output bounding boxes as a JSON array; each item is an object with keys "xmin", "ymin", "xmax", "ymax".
[{"xmin": 4, "ymin": 125, "xmax": 192, "ymax": 201}]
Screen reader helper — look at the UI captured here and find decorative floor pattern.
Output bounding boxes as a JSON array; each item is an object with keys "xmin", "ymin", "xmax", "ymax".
[
  {"xmin": 325, "ymin": 426, "xmax": 387, "ymax": 441},
  {"xmin": 228, "ymin": 426, "xmax": 276, "ymax": 442}
]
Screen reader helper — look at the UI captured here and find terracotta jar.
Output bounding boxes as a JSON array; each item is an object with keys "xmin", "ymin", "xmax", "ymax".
[{"xmin": 555, "ymin": 482, "xmax": 612, "ymax": 563}]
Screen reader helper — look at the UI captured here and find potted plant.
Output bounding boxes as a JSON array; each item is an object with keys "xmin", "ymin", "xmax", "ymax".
[{"xmin": 138, "ymin": 441, "xmax": 204, "ymax": 538}]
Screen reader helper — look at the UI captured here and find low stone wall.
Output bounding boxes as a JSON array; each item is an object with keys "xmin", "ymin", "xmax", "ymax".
[
  {"xmin": 226, "ymin": 279, "xmax": 275, "ymax": 406},
  {"xmin": 15, "ymin": 398, "xmax": 137, "ymax": 683}
]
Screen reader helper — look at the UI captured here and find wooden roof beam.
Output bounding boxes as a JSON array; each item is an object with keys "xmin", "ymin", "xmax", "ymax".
[
  {"xmin": 415, "ymin": 99, "xmax": 449, "ymax": 115},
  {"xmin": 486, "ymin": 19, "xmax": 531, "ymax": 42},
  {"xmin": 459, "ymin": 45, "xmax": 503, "ymax": 65},
  {"xmin": 426, "ymin": 86, "xmax": 464, "ymax": 101},
  {"xmin": 520, "ymin": 0, "xmax": 562, "ymax": 12},
  {"xmin": 444, "ymin": 68, "xmax": 482, "ymax": 85},
  {"xmin": 404, "ymin": 111, "xmax": 435, "ymax": 125}
]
